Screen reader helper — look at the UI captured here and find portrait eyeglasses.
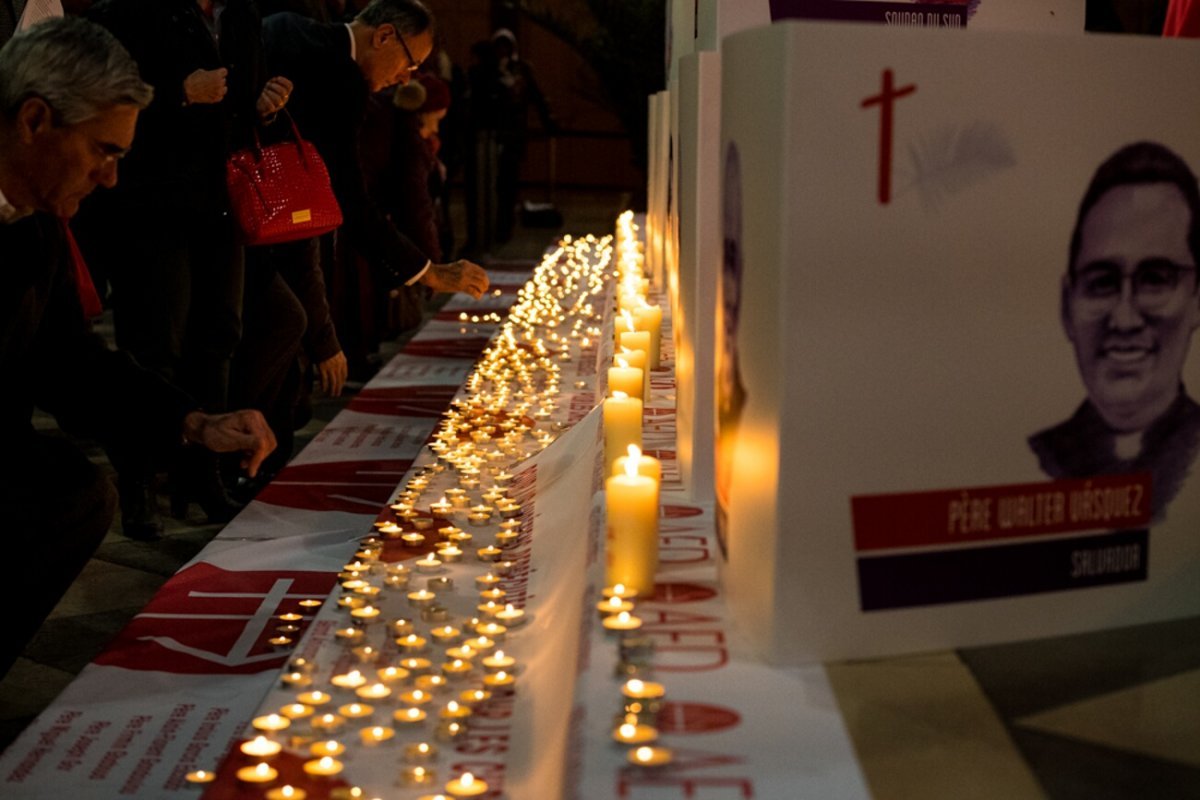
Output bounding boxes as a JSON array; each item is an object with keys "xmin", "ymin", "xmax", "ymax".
[
  {"xmin": 1072, "ymin": 260, "xmax": 1197, "ymax": 313},
  {"xmin": 396, "ymin": 30, "xmax": 422, "ymax": 72}
]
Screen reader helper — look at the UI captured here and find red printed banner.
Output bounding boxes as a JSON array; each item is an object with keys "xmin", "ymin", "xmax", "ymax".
[
  {"xmin": 94, "ymin": 564, "xmax": 337, "ymax": 674},
  {"xmin": 852, "ymin": 472, "xmax": 1153, "ymax": 552},
  {"xmin": 254, "ymin": 459, "xmax": 412, "ymax": 512}
]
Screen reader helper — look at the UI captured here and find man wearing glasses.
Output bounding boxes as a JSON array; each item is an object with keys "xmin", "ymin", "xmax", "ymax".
[
  {"xmin": 1030, "ymin": 141, "xmax": 1200, "ymax": 521},
  {"xmin": 262, "ymin": 0, "xmax": 489, "ymax": 300}
]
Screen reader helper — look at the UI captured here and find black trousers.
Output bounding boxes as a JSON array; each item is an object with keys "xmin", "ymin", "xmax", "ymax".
[{"xmin": 0, "ymin": 435, "xmax": 117, "ymax": 677}]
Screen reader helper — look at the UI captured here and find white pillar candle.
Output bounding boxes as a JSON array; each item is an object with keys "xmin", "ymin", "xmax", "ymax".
[
  {"xmin": 603, "ymin": 392, "xmax": 643, "ymax": 474},
  {"xmin": 608, "ymin": 357, "xmax": 644, "ymax": 402},
  {"xmin": 605, "ymin": 456, "xmax": 660, "ymax": 597},
  {"xmin": 633, "ymin": 303, "xmax": 663, "ymax": 368},
  {"xmin": 617, "ymin": 346, "xmax": 649, "ymax": 397}
]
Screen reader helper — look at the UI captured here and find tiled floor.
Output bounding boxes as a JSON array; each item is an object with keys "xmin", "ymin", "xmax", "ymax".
[{"xmin": 0, "ymin": 188, "xmax": 631, "ymax": 754}]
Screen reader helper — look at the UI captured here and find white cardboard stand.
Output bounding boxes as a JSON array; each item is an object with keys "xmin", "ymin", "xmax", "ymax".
[{"xmin": 718, "ymin": 21, "xmax": 1200, "ymax": 663}]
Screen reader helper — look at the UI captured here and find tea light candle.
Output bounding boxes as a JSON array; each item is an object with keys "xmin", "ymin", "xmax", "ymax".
[
  {"xmin": 494, "ymin": 470, "xmax": 513, "ymax": 486},
  {"xmin": 422, "ymin": 604, "xmax": 450, "ymax": 623},
  {"xmin": 390, "ymin": 618, "xmax": 416, "ymax": 637},
  {"xmin": 495, "ymin": 530, "xmax": 519, "ymax": 547},
  {"xmin": 309, "ymin": 739, "xmax": 345, "ymax": 758},
  {"xmin": 400, "ymin": 765, "xmax": 437, "ymax": 787},
  {"xmin": 398, "ymin": 634, "xmax": 428, "ymax": 654},
  {"xmin": 439, "ymin": 701, "xmax": 472, "ymax": 721},
  {"xmin": 351, "ymin": 645, "xmax": 379, "ymax": 664},
  {"xmin": 402, "ymin": 532, "xmax": 426, "ymax": 548},
  {"xmin": 464, "ymin": 635, "xmax": 495, "ymax": 654},
  {"xmin": 597, "ymin": 595, "xmax": 635, "ymax": 617},
  {"xmin": 479, "ymin": 588, "xmax": 506, "ymax": 603},
  {"xmin": 603, "ymin": 392, "xmax": 643, "ymax": 473},
  {"xmin": 414, "ymin": 674, "xmax": 449, "ymax": 694},
  {"xmin": 330, "ymin": 670, "xmax": 368, "ymax": 690},
  {"xmin": 303, "ymin": 756, "xmax": 344, "ymax": 777},
  {"xmin": 482, "ymin": 670, "xmax": 515, "ymax": 689},
  {"xmin": 459, "ymin": 688, "xmax": 492, "ymax": 706},
  {"xmin": 408, "ymin": 589, "xmax": 437, "ymax": 608},
  {"xmin": 622, "ymin": 679, "xmax": 666, "ymax": 701},
  {"xmin": 430, "ymin": 624, "xmax": 461, "ymax": 645},
  {"xmin": 445, "ymin": 645, "xmax": 477, "ymax": 662},
  {"xmin": 237, "ymin": 762, "xmax": 278, "ymax": 784},
  {"xmin": 605, "ymin": 455, "xmax": 659, "ymax": 597},
  {"xmin": 350, "ymin": 605, "xmax": 381, "ymax": 624},
  {"xmin": 338, "ymin": 703, "xmax": 374, "ymax": 720},
  {"xmin": 494, "ymin": 560, "xmax": 516, "ymax": 576},
  {"xmin": 602, "ymin": 583, "xmax": 639, "ymax": 600},
  {"xmin": 334, "ymin": 626, "xmax": 365, "ymax": 644},
  {"xmin": 296, "ymin": 690, "xmax": 332, "ymax": 706},
  {"xmin": 394, "ymin": 707, "xmax": 428, "ymax": 726},
  {"xmin": 476, "ymin": 545, "xmax": 502, "ymax": 562},
  {"xmin": 467, "ymin": 511, "xmax": 491, "ymax": 527},
  {"xmin": 268, "ymin": 635, "xmax": 293, "ymax": 648},
  {"xmin": 277, "ymin": 612, "xmax": 304, "ymax": 624},
  {"xmin": 377, "ymin": 665, "xmax": 410, "ymax": 684},
  {"xmin": 266, "ymin": 786, "xmax": 307, "ymax": 800},
  {"xmin": 495, "ymin": 604, "xmax": 525, "ymax": 627},
  {"xmin": 441, "ymin": 658, "xmax": 473, "ymax": 679},
  {"xmin": 603, "ymin": 611, "xmax": 644, "ymax": 633},
  {"xmin": 400, "ymin": 657, "xmax": 433, "ymax": 674},
  {"xmin": 438, "ymin": 525, "xmax": 462, "ymax": 541},
  {"xmin": 251, "ymin": 714, "xmax": 291, "ymax": 733},
  {"xmin": 360, "ymin": 725, "xmax": 395, "ymax": 746},
  {"xmin": 279, "ymin": 703, "xmax": 314, "ymax": 720},
  {"xmin": 404, "ymin": 741, "xmax": 438, "ymax": 764},
  {"xmin": 379, "ymin": 521, "xmax": 403, "ymax": 537},
  {"xmin": 298, "ymin": 598, "xmax": 323, "ymax": 609},
  {"xmin": 477, "ymin": 600, "xmax": 501, "ymax": 618},
  {"xmin": 356, "ymin": 682, "xmax": 392, "ymax": 701},
  {"xmin": 474, "ymin": 574, "xmax": 501, "ymax": 593},
  {"xmin": 430, "ymin": 497, "xmax": 452, "ymax": 516},
  {"xmin": 415, "ymin": 556, "xmax": 443, "ymax": 574},
  {"xmin": 613, "ymin": 721, "xmax": 658, "ymax": 745},
  {"xmin": 311, "ymin": 713, "xmax": 346, "ymax": 733},
  {"xmin": 436, "ymin": 545, "xmax": 464, "ymax": 563},
  {"xmin": 399, "ymin": 688, "xmax": 433, "ymax": 706},
  {"xmin": 445, "ymin": 771, "xmax": 489, "ymax": 798},
  {"xmin": 474, "ymin": 621, "xmax": 507, "ymax": 640},
  {"xmin": 385, "ymin": 573, "xmax": 410, "ymax": 590},
  {"xmin": 336, "ymin": 596, "xmax": 365, "ymax": 610},
  {"xmin": 413, "ymin": 516, "xmax": 434, "ymax": 531},
  {"xmin": 185, "ymin": 769, "xmax": 216, "ymax": 784},
  {"xmin": 481, "ymin": 650, "xmax": 515, "ymax": 671},
  {"xmin": 628, "ymin": 745, "xmax": 673, "ymax": 767},
  {"xmin": 436, "ymin": 720, "xmax": 466, "ymax": 741},
  {"xmin": 281, "ymin": 670, "xmax": 312, "ymax": 689}
]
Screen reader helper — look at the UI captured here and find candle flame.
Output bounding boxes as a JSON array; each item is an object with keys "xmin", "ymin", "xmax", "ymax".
[
  {"xmin": 624, "ymin": 455, "xmax": 639, "ymax": 480},
  {"xmin": 462, "ymin": 773, "xmax": 476, "ymax": 787},
  {"xmin": 622, "ymin": 309, "xmax": 635, "ymax": 329},
  {"xmin": 636, "ymin": 746, "xmax": 654, "ymax": 762},
  {"xmin": 447, "ymin": 701, "xmax": 459, "ymax": 711},
  {"xmin": 611, "ymin": 390, "xmax": 628, "ymax": 400},
  {"xmin": 619, "ymin": 723, "xmax": 637, "ymax": 737},
  {"xmin": 616, "ymin": 356, "xmax": 629, "ymax": 369},
  {"xmin": 627, "ymin": 679, "xmax": 644, "ymax": 693},
  {"xmin": 255, "ymin": 762, "xmax": 272, "ymax": 775}
]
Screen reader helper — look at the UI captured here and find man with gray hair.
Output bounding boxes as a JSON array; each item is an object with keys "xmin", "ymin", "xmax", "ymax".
[{"xmin": 0, "ymin": 17, "xmax": 277, "ymax": 675}]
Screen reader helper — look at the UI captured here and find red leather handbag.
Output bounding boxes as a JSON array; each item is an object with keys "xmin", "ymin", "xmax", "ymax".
[{"xmin": 225, "ymin": 111, "xmax": 342, "ymax": 246}]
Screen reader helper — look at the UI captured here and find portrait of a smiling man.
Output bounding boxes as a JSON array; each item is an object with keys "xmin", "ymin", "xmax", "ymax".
[{"xmin": 1029, "ymin": 141, "xmax": 1200, "ymax": 521}]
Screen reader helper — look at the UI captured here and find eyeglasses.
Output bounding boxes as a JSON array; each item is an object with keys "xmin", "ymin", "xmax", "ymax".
[
  {"xmin": 395, "ymin": 30, "xmax": 422, "ymax": 73},
  {"xmin": 87, "ymin": 134, "xmax": 129, "ymax": 166},
  {"xmin": 1071, "ymin": 259, "xmax": 1197, "ymax": 314}
]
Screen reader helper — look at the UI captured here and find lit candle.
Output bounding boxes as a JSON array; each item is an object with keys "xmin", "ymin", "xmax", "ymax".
[
  {"xmin": 359, "ymin": 725, "xmax": 395, "ymax": 746},
  {"xmin": 408, "ymin": 589, "xmax": 437, "ymax": 608},
  {"xmin": 627, "ymin": 745, "xmax": 673, "ymax": 767},
  {"xmin": 185, "ymin": 770, "xmax": 216, "ymax": 784},
  {"xmin": 445, "ymin": 771, "xmax": 489, "ymax": 798},
  {"xmin": 602, "ymin": 583, "xmax": 638, "ymax": 600},
  {"xmin": 603, "ymin": 611, "xmax": 644, "ymax": 633},
  {"xmin": 482, "ymin": 670, "xmax": 515, "ymax": 689},
  {"xmin": 334, "ymin": 626, "xmax": 365, "ymax": 643},
  {"xmin": 302, "ymin": 756, "xmax": 344, "ymax": 777},
  {"xmin": 494, "ymin": 529, "xmax": 519, "ymax": 547},
  {"xmin": 296, "ymin": 690, "xmax": 332, "ymax": 706},
  {"xmin": 356, "ymin": 682, "xmax": 392, "ymax": 701},
  {"xmin": 394, "ymin": 707, "xmax": 428, "ymax": 726},
  {"xmin": 279, "ymin": 703, "xmax": 314, "ymax": 720},
  {"xmin": 597, "ymin": 595, "xmax": 635, "ymax": 617},
  {"xmin": 618, "ymin": 329, "xmax": 652, "ymax": 372},
  {"xmin": 236, "ymin": 762, "xmax": 278, "ymax": 784},
  {"xmin": 338, "ymin": 703, "xmax": 373, "ymax": 720},
  {"xmin": 605, "ymin": 455, "xmax": 659, "ymax": 597},
  {"xmin": 633, "ymin": 302, "xmax": 663, "ymax": 368},
  {"xmin": 613, "ymin": 444, "xmax": 662, "ymax": 483},
  {"xmin": 399, "ymin": 688, "xmax": 433, "ymax": 706},
  {"xmin": 298, "ymin": 598, "xmax": 323, "ymax": 609},
  {"xmin": 430, "ymin": 624, "xmax": 461, "ymax": 645},
  {"xmin": 402, "ymin": 532, "xmax": 426, "ymax": 548},
  {"xmin": 398, "ymin": 634, "xmax": 428, "ymax": 654},
  {"xmin": 281, "ymin": 671, "xmax": 312, "ymax": 689},
  {"xmin": 617, "ymin": 346, "xmax": 649, "ymax": 396},
  {"xmin": 494, "ymin": 604, "xmax": 526, "ymax": 627},
  {"xmin": 266, "ymin": 786, "xmax": 307, "ymax": 800},
  {"xmin": 464, "ymin": 635, "xmax": 496, "ymax": 654},
  {"xmin": 622, "ymin": 679, "xmax": 666, "ymax": 701},
  {"xmin": 446, "ymin": 645, "xmax": 478, "ymax": 662},
  {"xmin": 350, "ymin": 605, "xmax": 381, "ymax": 624},
  {"xmin": 377, "ymin": 665, "xmax": 410, "ymax": 684},
  {"xmin": 603, "ymin": 392, "xmax": 643, "ymax": 474},
  {"xmin": 436, "ymin": 545, "xmax": 464, "ymax": 563},
  {"xmin": 476, "ymin": 545, "xmax": 502, "ymax": 562},
  {"xmin": 330, "ymin": 670, "xmax": 368, "ymax": 690},
  {"xmin": 479, "ymin": 588, "xmax": 506, "ymax": 603},
  {"xmin": 309, "ymin": 739, "xmax": 345, "ymax": 757},
  {"xmin": 439, "ymin": 701, "xmax": 472, "ymax": 721},
  {"xmin": 441, "ymin": 658, "xmax": 473, "ymax": 679},
  {"xmin": 311, "ymin": 713, "xmax": 345, "ymax": 732},
  {"xmin": 459, "ymin": 688, "xmax": 492, "ymax": 706},
  {"xmin": 414, "ymin": 674, "xmax": 449, "ymax": 693},
  {"xmin": 251, "ymin": 714, "xmax": 291, "ymax": 733},
  {"xmin": 474, "ymin": 621, "xmax": 507, "ymax": 640},
  {"xmin": 481, "ymin": 650, "xmax": 515, "ymax": 671},
  {"xmin": 613, "ymin": 720, "xmax": 658, "ymax": 745},
  {"xmin": 391, "ymin": 618, "xmax": 416, "ymax": 637},
  {"xmin": 400, "ymin": 765, "xmax": 437, "ymax": 787},
  {"xmin": 401, "ymin": 656, "xmax": 434, "ymax": 673},
  {"xmin": 609, "ymin": 356, "xmax": 644, "ymax": 402},
  {"xmin": 404, "ymin": 741, "xmax": 438, "ymax": 764},
  {"xmin": 415, "ymin": 556, "xmax": 443, "ymax": 574}
]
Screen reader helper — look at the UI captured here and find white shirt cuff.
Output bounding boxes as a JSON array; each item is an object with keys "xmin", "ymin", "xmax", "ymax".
[{"xmin": 406, "ymin": 260, "xmax": 432, "ymax": 286}]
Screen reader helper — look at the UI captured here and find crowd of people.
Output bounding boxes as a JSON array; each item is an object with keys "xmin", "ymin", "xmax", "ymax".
[{"xmin": 0, "ymin": 0, "xmax": 566, "ymax": 674}]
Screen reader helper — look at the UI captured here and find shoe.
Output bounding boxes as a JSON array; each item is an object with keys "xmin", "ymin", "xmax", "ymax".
[
  {"xmin": 169, "ymin": 450, "xmax": 244, "ymax": 523},
  {"xmin": 118, "ymin": 475, "xmax": 163, "ymax": 541}
]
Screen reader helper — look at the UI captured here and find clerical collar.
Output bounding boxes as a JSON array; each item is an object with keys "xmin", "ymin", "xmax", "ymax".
[{"xmin": 0, "ymin": 182, "xmax": 31, "ymax": 224}]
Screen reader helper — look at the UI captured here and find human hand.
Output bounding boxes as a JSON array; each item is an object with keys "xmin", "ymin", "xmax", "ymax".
[
  {"xmin": 183, "ymin": 67, "xmax": 228, "ymax": 105},
  {"xmin": 183, "ymin": 409, "xmax": 277, "ymax": 477},
  {"xmin": 420, "ymin": 260, "xmax": 490, "ymax": 299},
  {"xmin": 256, "ymin": 76, "xmax": 293, "ymax": 118},
  {"xmin": 316, "ymin": 350, "xmax": 348, "ymax": 397}
]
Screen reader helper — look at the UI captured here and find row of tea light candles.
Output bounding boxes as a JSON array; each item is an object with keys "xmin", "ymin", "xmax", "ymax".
[
  {"xmin": 598, "ymin": 212, "xmax": 673, "ymax": 769},
  {"xmin": 186, "ymin": 235, "xmax": 620, "ymax": 798}
]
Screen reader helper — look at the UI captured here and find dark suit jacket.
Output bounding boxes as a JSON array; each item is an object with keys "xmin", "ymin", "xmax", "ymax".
[
  {"xmin": 0, "ymin": 214, "xmax": 195, "ymax": 457},
  {"xmin": 1029, "ymin": 391, "xmax": 1200, "ymax": 521},
  {"xmin": 262, "ymin": 12, "xmax": 429, "ymax": 285},
  {"xmin": 87, "ymin": 0, "xmax": 265, "ymax": 217}
]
